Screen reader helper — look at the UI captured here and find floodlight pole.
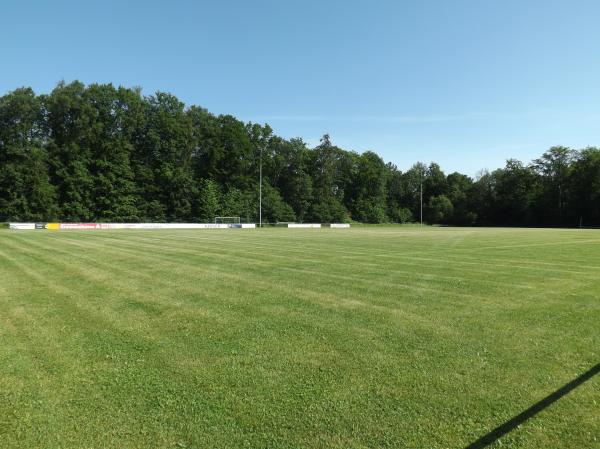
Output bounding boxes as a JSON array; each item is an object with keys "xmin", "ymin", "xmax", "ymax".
[
  {"xmin": 259, "ymin": 143, "xmax": 263, "ymax": 228},
  {"xmin": 420, "ymin": 172, "xmax": 423, "ymax": 226}
]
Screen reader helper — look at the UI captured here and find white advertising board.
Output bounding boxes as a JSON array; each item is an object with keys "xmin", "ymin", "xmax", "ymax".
[
  {"xmin": 329, "ymin": 223, "xmax": 350, "ymax": 228},
  {"xmin": 9, "ymin": 223, "xmax": 36, "ymax": 230},
  {"xmin": 287, "ymin": 223, "xmax": 321, "ymax": 228}
]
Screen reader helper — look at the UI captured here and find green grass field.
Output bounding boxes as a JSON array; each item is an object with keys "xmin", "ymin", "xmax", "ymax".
[{"xmin": 0, "ymin": 227, "xmax": 598, "ymax": 448}]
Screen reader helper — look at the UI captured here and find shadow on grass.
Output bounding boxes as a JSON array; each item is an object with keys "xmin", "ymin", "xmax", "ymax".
[{"xmin": 465, "ymin": 362, "xmax": 600, "ymax": 449}]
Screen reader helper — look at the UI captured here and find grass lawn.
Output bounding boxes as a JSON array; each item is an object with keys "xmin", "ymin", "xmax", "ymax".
[{"xmin": 0, "ymin": 227, "xmax": 599, "ymax": 448}]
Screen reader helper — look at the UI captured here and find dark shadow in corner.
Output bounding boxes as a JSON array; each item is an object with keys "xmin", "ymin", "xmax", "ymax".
[{"xmin": 465, "ymin": 363, "xmax": 600, "ymax": 449}]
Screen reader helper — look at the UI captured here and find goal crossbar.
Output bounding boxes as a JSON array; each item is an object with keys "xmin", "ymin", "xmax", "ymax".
[{"xmin": 214, "ymin": 216, "xmax": 241, "ymax": 224}]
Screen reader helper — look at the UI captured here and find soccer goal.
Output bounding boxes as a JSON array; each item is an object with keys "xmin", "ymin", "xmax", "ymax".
[{"xmin": 214, "ymin": 216, "xmax": 241, "ymax": 224}]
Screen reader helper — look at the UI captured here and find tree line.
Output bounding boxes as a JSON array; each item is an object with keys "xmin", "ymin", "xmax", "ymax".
[{"xmin": 1, "ymin": 81, "xmax": 599, "ymax": 226}]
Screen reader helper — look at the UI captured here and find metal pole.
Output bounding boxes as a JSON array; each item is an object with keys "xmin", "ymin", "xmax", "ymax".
[
  {"xmin": 420, "ymin": 173, "xmax": 423, "ymax": 226},
  {"xmin": 259, "ymin": 143, "xmax": 263, "ymax": 228}
]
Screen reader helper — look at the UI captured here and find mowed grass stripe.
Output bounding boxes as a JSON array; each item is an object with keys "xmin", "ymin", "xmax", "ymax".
[
  {"xmin": 7, "ymin": 231, "xmax": 596, "ymax": 356},
  {"xmin": 0, "ymin": 228, "xmax": 598, "ymax": 448},
  {"xmin": 45, "ymin": 232, "xmax": 540, "ymax": 297},
  {"xmin": 125, "ymin": 228, "xmax": 600, "ymax": 278},
  {"xmin": 8, "ymin": 232, "xmax": 494, "ymax": 333},
  {"xmin": 3, "ymin": 229, "xmax": 596, "ymax": 344},
  {"xmin": 21, "ymin": 231, "xmax": 565, "ymax": 313},
  {"xmin": 50, "ymin": 230, "xmax": 594, "ymax": 292},
  {"xmin": 79, "ymin": 226, "xmax": 600, "ymax": 272}
]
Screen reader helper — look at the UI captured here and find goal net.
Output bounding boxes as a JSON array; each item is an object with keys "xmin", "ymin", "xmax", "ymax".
[{"xmin": 214, "ymin": 216, "xmax": 241, "ymax": 224}]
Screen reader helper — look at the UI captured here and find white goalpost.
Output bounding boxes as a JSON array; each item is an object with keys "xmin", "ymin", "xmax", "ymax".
[{"xmin": 214, "ymin": 216, "xmax": 241, "ymax": 224}]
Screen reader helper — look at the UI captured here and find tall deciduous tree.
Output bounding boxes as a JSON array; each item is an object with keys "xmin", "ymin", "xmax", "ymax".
[
  {"xmin": 568, "ymin": 147, "xmax": 600, "ymax": 226},
  {"xmin": 403, "ymin": 162, "xmax": 427, "ymax": 222},
  {"xmin": 492, "ymin": 159, "xmax": 538, "ymax": 226},
  {"xmin": 142, "ymin": 92, "xmax": 196, "ymax": 221},
  {"xmin": 532, "ymin": 146, "xmax": 574, "ymax": 225},
  {"xmin": 83, "ymin": 84, "xmax": 139, "ymax": 221},
  {"xmin": 426, "ymin": 195, "xmax": 453, "ymax": 224},
  {"xmin": 269, "ymin": 138, "xmax": 313, "ymax": 222},
  {"xmin": 197, "ymin": 179, "xmax": 221, "ymax": 222},
  {"xmin": 43, "ymin": 81, "xmax": 95, "ymax": 221},
  {"xmin": 446, "ymin": 172, "xmax": 474, "ymax": 224},
  {"xmin": 0, "ymin": 88, "xmax": 56, "ymax": 221},
  {"xmin": 349, "ymin": 151, "xmax": 388, "ymax": 223},
  {"xmin": 307, "ymin": 135, "xmax": 348, "ymax": 222}
]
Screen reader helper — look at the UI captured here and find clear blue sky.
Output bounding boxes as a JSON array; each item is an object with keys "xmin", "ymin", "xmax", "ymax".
[{"xmin": 2, "ymin": 0, "xmax": 599, "ymax": 175}]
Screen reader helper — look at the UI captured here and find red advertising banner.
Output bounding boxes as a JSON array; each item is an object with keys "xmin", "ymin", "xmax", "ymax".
[{"xmin": 59, "ymin": 223, "xmax": 103, "ymax": 230}]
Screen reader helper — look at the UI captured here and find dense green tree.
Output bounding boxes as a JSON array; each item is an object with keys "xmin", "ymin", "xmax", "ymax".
[
  {"xmin": 1, "ymin": 81, "xmax": 599, "ymax": 227},
  {"xmin": 402, "ymin": 162, "xmax": 427, "ymax": 222},
  {"xmin": 446, "ymin": 172, "xmax": 474, "ymax": 224},
  {"xmin": 532, "ymin": 146, "xmax": 574, "ymax": 225},
  {"xmin": 385, "ymin": 163, "xmax": 411, "ymax": 223},
  {"xmin": 221, "ymin": 187, "xmax": 255, "ymax": 223},
  {"xmin": 0, "ymin": 88, "xmax": 57, "ymax": 221},
  {"xmin": 426, "ymin": 195, "xmax": 453, "ymax": 224},
  {"xmin": 308, "ymin": 196, "xmax": 348, "ymax": 223},
  {"xmin": 197, "ymin": 179, "xmax": 221, "ymax": 222},
  {"xmin": 567, "ymin": 148, "xmax": 600, "ymax": 226},
  {"xmin": 142, "ymin": 92, "xmax": 196, "ymax": 221},
  {"xmin": 269, "ymin": 138, "xmax": 313, "ymax": 221},
  {"xmin": 423, "ymin": 163, "xmax": 448, "ymax": 199},
  {"xmin": 259, "ymin": 183, "xmax": 296, "ymax": 223},
  {"xmin": 189, "ymin": 108, "xmax": 256, "ymax": 191},
  {"xmin": 43, "ymin": 81, "xmax": 95, "ymax": 220},
  {"xmin": 83, "ymin": 84, "xmax": 139, "ymax": 221},
  {"xmin": 468, "ymin": 170, "xmax": 496, "ymax": 225},
  {"xmin": 492, "ymin": 160, "xmax": 538, "ymax": 226},
  {"xmin": 349, "ymin": 151, "xmax": 388, "ymax": 223},
  {"xmin": 307, "ymin": 135, "xmax": 348, "ymax": 222}
]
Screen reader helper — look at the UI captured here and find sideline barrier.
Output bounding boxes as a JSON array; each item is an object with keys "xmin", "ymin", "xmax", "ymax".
[
  {"xmin": 39, "ymin": 223, "xmax": 255, "ymax": 230},
  {"xmin": 7, "ymin": 222, "xmax": 348, "ymax": 230},
  {"xmin": 54, "ymin": 223, "xmax": 236, "ymax": 230},
  {"xmin": 287, "ymin": 223, "xmax": 321, "ymax": 228},
  {"xmin": 9, "ymin": 223, "xmax": 36, "ymax": 230}
]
